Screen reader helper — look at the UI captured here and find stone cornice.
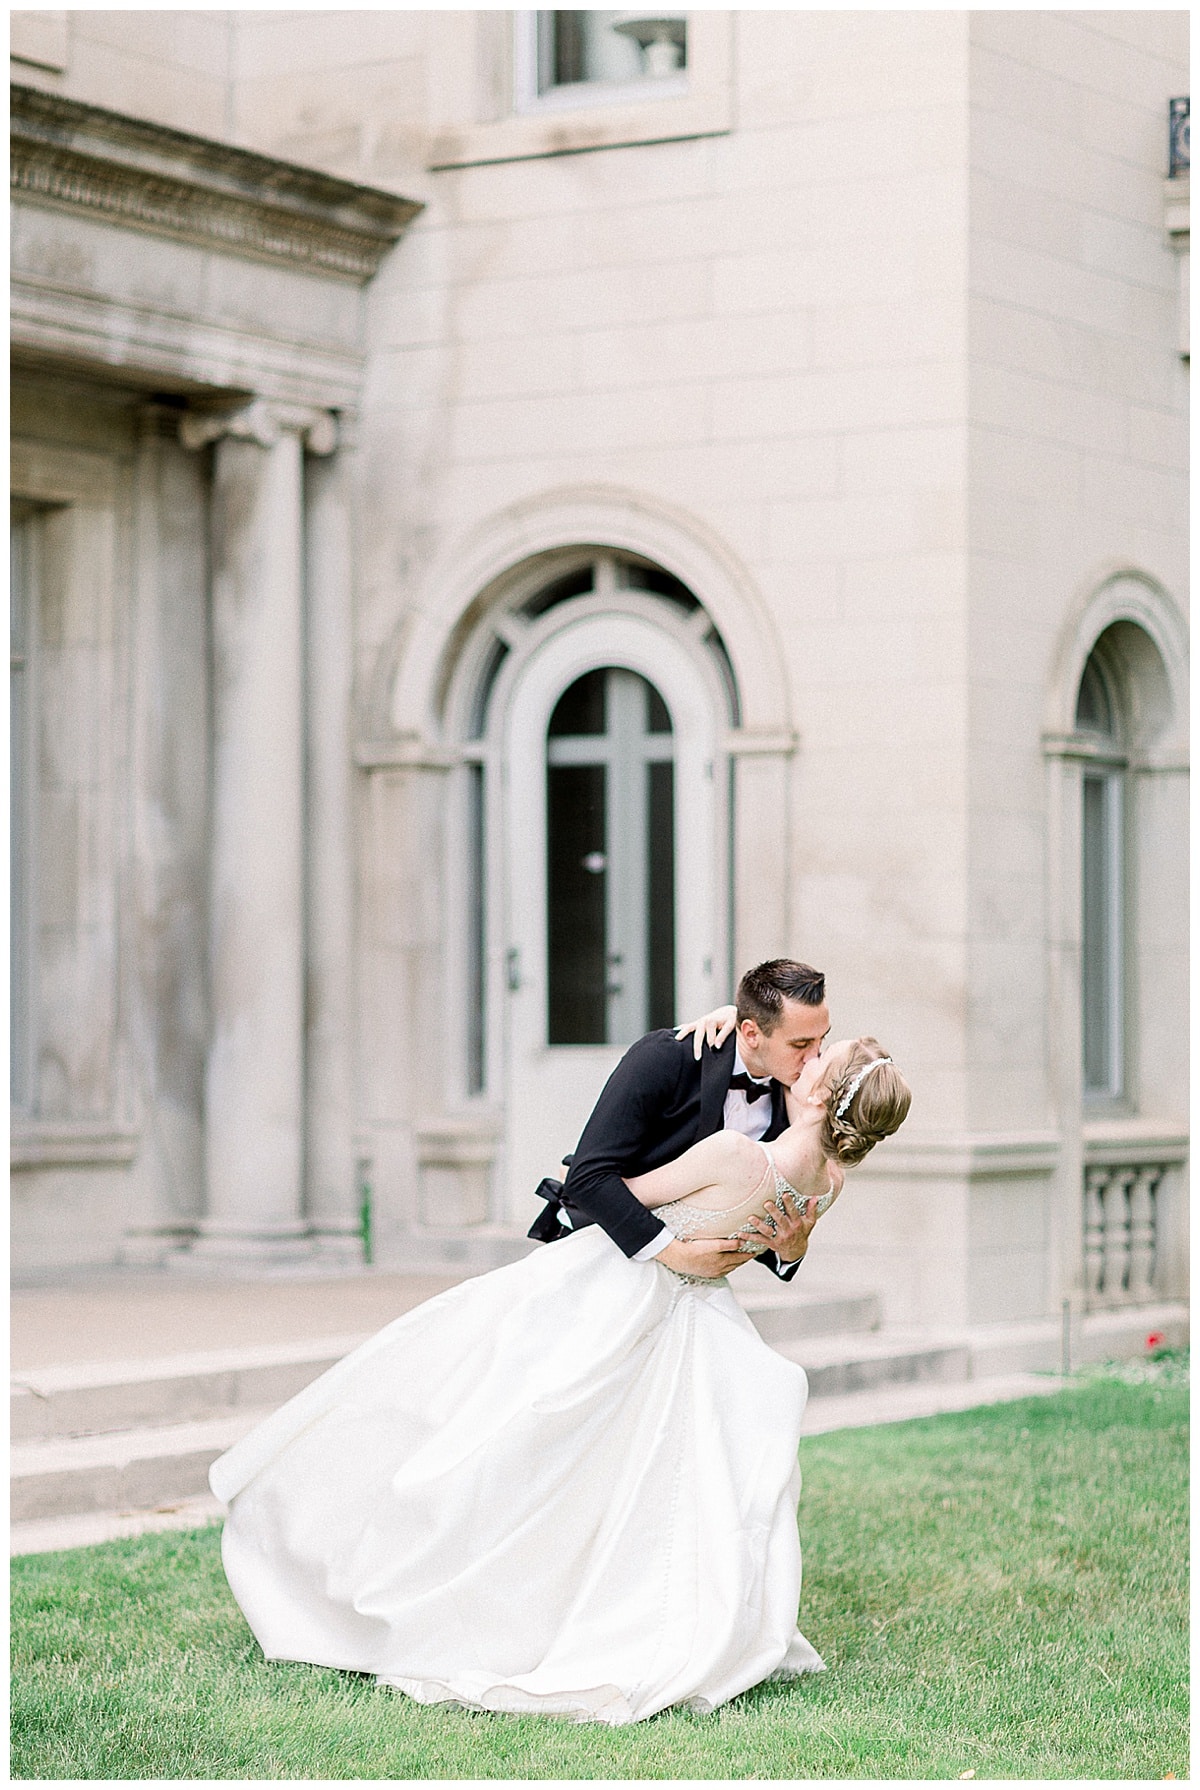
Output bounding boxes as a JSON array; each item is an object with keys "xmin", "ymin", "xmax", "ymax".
[{"xmin": 11, "ymin": 83, "xmax": 423, "ymax": 283}]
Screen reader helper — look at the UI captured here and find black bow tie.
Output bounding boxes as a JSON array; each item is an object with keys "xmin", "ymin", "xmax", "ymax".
[{"xmin": 729, "ymin": 1073, "xmax": 771, "ymax": 1102}]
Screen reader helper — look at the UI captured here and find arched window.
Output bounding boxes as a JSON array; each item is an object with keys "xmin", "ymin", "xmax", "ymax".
[{"xmin": 1075, "ymin": 644, "xmax": 1126, "ymax": 1101}]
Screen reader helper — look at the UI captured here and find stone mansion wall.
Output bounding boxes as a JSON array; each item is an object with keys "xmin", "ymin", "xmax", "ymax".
[{"xmin": 10, "ymin": 12, "xmax": 1188, "ymax": 1341}]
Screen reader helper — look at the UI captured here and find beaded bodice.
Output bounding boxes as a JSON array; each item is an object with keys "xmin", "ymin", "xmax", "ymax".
[{"xmin": 657, "ymin": 1142, "xmax": 836, "ymax": 1282}]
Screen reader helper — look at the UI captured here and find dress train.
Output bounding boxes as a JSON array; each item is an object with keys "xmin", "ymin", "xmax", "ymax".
[{"xmin": 210, "ymin": 1226, "xmax": 825, "ymax": 1724}]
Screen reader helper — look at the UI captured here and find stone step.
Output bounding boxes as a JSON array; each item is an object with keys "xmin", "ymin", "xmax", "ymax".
[
  {"xmin": 733, "ymin": 1282, "xmax": 881, "ymax": 1347},
  {"xmin": 801, "ymin": 1370, "xmax": 1066, "ymax": 1438},
  {"xmin": 9, "ymin": 1369, "xmax": 1070, "ymax": 1556},
  {"xmin": 11, "ymin": 1408, "xmax": 272, "ymax": 1524},
  {"xmin": 9, "ymin": 1330, "xmax": 954, "ymax": 1526},
  {"xmin": 775, "ymin": 1329, "xmax": 971, "ymax": 1399},
  {"xmin": 11, "ymin": 1335, "xmax": 369, "ymax": 1444},
  {"xmin": 12, "ymin": 1287, "xmax": 881, "ymax": 1444},
  {"xmin": 12, "ymin": 1301, "xmax": 1185, "ymax": 1529},
  {"xmin": 11, "ymin": 1492, "xmax": 225, "ymax": 1558}
]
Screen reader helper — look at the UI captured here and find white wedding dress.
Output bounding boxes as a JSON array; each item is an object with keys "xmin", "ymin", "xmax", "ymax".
[{"xmin": 210, "ymin": 1224, "xmax": 825, "ymax": 1725}]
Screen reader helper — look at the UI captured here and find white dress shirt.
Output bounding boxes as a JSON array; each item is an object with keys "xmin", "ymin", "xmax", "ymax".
[{"xmin": 633, "ymin": 1045, "xmax": 773, "ymax": 1261}]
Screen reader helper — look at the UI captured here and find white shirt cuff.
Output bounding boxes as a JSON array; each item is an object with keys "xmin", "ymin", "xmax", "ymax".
[{"xmin": 633, "ymin": 1226, "xmax": 674, "ymax": 1262}]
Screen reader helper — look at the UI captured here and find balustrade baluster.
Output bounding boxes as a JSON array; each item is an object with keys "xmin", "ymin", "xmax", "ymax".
[
  {"xmin": 1102, "ymin": 1168, "xmax": 1136, "ymax": 1302},
  {"xmin": 1083, "ymin": 1167, "xmax": 1108, "ymax": 1305},
  {"xmin": 1127, "ymin": 1166, "xmax": 1161, "ymax": 1301}
]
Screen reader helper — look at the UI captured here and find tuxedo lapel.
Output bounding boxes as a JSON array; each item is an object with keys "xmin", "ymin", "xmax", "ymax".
[
  {"xmin": 763, "ymin": 1079, "xmax": 788, "ymax": 1142},
  {"xmin": 698, "ymin": 1036, "xmax": 736, "ymax": 1137}
]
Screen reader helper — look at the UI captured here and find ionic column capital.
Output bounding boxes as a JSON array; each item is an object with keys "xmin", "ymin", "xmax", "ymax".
[{"xmin": 179, "ymin": 398, "xmax": 337, "ymax": 456}]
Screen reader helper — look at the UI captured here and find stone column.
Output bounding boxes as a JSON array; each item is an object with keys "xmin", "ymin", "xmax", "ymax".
[
  {"xmin": 180, "ymin": 399, "xmax": 334, "ymax": 1262},
  {"xmin": 304, "ymin": 434, "xmax": 361, "ymax": 1260}
]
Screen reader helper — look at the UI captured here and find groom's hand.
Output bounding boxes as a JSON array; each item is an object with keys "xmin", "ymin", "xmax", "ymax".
[
  {"xmin": 657, "ymin": 1237, "xmax": 752, "ymax": 1279},
  {"xmin": 738, "ymin": 1192, "xmax": 820, "ymax": 1263}
]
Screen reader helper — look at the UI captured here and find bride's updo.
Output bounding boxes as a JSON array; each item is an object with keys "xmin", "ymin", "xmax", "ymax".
[{"xmin": 821, "ymin": 1038, "xmax": 911, "ymax": 1166}]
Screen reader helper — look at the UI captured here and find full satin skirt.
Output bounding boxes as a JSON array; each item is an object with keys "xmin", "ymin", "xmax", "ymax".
[{"xmin": 210, "ymin": 1225, "xmax": 825, "ymax": 1724}]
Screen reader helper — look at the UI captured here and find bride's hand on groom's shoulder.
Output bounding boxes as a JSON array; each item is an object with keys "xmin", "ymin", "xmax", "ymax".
[{"xmin": 675, "ymin": 1004, "xmax": 738, "ymax": 1060}]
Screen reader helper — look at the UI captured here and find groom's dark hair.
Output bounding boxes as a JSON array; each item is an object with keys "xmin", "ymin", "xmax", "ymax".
[{"xmin": 736, "ymin": 959, "xmax": 826, "ymax": 1032}]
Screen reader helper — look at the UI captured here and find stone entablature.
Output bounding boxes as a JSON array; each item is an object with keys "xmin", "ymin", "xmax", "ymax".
[
  {"xmin": 11, "ymin": 82, "xmax": 421, "ymax": 282},
  {"xmin": 12, "ymin": 81, "xmax": 423, "ymax": 410}
]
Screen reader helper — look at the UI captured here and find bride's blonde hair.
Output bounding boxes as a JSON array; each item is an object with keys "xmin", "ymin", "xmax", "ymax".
[{"xmin": 821, "ymin": 1038, "xmax": 911, "ymax": 1166}]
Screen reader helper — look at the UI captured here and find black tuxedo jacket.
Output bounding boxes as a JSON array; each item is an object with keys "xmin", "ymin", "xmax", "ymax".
[{"xmin": 527, "ymin": 1029, "xmax": 803, "ymax": 1282}]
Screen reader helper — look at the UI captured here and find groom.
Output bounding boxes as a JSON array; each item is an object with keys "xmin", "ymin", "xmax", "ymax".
[{"xmin": 529, "ymin": 958, "xmax": 830, "ymax": 1281}]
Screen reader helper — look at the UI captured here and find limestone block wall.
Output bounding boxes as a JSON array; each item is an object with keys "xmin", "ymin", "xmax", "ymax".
[
  {"xmin": 10, "ymin": 9, "xmax": 234, "ymax": 137},
  {"xmin": 966, "ymin": 9, "xmax": 1188, "ymax": 1127},
  {"xmin": 225, "ymin": 13, "xmax": 980, "ymax": 1266},
  {"xmin": 9, "ymin": 11, "xmax": 1186, "ymax": 1316},
  {"xmin": 10, "ymin": 377, "xmax": 211, "ymax": 1270},
  {"xmin": 963, "ymin": 11, "xmax": 1189, "ymax": 1320},
  {"xmin": 123, "ymin": 9, "xmax": 980, "ymax": 1273}
]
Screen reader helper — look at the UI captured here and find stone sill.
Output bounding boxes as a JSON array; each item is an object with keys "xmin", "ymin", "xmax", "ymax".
[
  {"xmin": 1082, "ymin": 1119, "xmax": 1188, "ymax": 1166},
  {"xmin": 12, "ymin": 1125, "xmax": 139, "ymax": 1168}
]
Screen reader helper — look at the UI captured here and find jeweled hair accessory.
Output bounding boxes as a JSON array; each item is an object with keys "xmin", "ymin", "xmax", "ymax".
[{"xmin": 835, "ymin": 1057, "xmax": 892, "ymax": 1119}]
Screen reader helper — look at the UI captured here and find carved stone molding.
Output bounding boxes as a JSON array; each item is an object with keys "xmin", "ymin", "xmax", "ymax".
[
  {"xmin": 11, "ymin": 83, "xmax": 422, "ymax": 283},
  {"xmin": 179, "ymin": 399, "xmax": 338, "ymax": 456}
]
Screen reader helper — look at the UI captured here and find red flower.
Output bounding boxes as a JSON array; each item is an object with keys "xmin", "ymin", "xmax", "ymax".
[{"xmin": 1146, "ymin": 1332, "xmax": 1164, "ymax": 1350}]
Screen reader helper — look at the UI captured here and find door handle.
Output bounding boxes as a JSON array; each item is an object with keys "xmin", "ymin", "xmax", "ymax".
[{"xmin": 506, "ymin": 947, "xmax": 521, "ymax": 992}]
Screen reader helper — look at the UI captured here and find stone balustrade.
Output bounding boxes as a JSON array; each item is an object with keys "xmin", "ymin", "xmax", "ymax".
[{"xmin": 1083, "ymin": 1161, "xmax": 1166, "ymax": 1309}]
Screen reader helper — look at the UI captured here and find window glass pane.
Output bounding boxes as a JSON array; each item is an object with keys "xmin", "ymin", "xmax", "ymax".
[
  {"xmin": 551, "ymin": 9, "xmax": 586, "ymax": 84},
  {"xmin": 537, "ymin": 10, "xmax": 684, "ymax": 92},
  {"xmin": 1076, "ymin": 652, "xmax": 1114, "ymax": 738},
  {"xmin": 552, "ymin": 11, "xmax": 642, "ymax": 86},
  {"xmin": 468, "ymin": 637, "xmax": 508, "ymax": 741},
  {"xmin": 547, "ymin": 762, "xmax": 607, "ymax": 1043},
  {"xmin": 549, "ymin": 667, "xmax": 606, "ymax": 736},
  {"xmin": 646, "ymin": 683, "xmax": 672, "ymax": 735},
  {"xmin": 467, "ymin": 763, "xmax": 486, "ymax": 1092},
  {"xmin": 520, "ymin": 564, "xmax": 593, "ymax": 620},
  {"xmin": 620, "ymin": 561, "xmax": 699, "ymax": 611},
  {"xmin": 646, "ymin": 759, "xmax": 675, "ymax": 1029},
  {"xmin": 544, "ymin": 666, "xmax": 676, "ymax": 1045},
  {"xmin": 1082, "ymin": 770, "xmax": 1122, "ymax": 1096}
]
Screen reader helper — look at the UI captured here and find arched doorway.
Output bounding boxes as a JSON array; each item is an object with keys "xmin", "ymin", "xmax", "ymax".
[{"xmin": 457, "ymin": 550, "xmax": 738, "ymax": 1221}]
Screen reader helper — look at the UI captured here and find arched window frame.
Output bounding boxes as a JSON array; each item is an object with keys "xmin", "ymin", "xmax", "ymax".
[
  {"xmin": 1041, "ymin": 571, "xmax": 1189, "ymax": 1311},
  {"xmin": 445, "ymin": 550, "xmax": 738, "ymax": 1101}
]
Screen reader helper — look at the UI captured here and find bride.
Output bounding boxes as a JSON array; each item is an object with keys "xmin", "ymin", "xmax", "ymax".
[{"xmin": 210, "ymin": 1030, "xmax": 910, "ymax": 1725}]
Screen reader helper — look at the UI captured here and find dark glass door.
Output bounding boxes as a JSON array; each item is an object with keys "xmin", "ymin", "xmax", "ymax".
[{"xmin": 546, "ymin": 667, "xmax": 675, "ymax": 1044}]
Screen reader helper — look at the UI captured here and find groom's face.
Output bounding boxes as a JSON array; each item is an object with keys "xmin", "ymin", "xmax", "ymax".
[{"xmin": 739, "ymin": 998, "xmax": 831, "ymax": 1086}]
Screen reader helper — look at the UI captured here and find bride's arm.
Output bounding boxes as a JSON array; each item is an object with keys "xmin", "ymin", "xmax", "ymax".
[
  {"xmin": 675, "ymin": 1004, "xmax": 737, "ymax": 1061},
  {"xmin": 624, "ymin": 1130, "xmax": 768, "ymax": 1210}
]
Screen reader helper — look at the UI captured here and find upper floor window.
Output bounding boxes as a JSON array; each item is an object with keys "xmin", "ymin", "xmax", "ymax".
[{"xmin": 518, "ymin": 11, "xmax": 687, "ymax": 110}]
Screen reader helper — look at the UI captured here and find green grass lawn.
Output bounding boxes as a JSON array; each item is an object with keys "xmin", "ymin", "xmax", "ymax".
[{"xmin": 11, "ymin": 1373, "xmax": 1188, "ymax": 1780}]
